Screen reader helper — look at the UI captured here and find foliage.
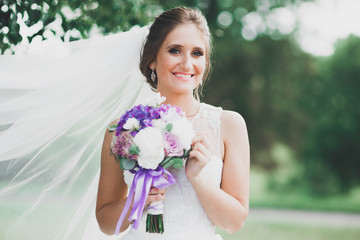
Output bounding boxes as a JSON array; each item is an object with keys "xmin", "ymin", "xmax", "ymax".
[
  {"xmin": 204, "ymin": 33, "xmax": 316, "ymax": 170},
  {"xmin": 0, "ymin": 0, "xmax": 156, "ymax": 53},
  {"xmin": 250, "ymin": 168, "xmax": 360, "ymax": 213},
  {"xmin": 300, "ymin": 35, "xmax": 360, "ymax": 195},
  {"xmin": 0, "ymin": 0, "xmax": 304, "ymax": 53}
]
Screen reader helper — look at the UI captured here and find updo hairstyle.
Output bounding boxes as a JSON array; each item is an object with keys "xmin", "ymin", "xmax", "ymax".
[{"xmin": 139, "ymin": 7, "xmax": 212, "ymax": 99}]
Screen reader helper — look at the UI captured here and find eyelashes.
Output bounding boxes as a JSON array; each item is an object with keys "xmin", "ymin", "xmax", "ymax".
[
  {"xmin": 169, "ymin": 48, "xmax": 180, "ymax": 54},
  {"xmin": 192, "ymin": 50, "xmax": 204, "ymax": 57},
  {"xmin": 168, "ymin": 48, "xmax": 204, "ymax": 57}
]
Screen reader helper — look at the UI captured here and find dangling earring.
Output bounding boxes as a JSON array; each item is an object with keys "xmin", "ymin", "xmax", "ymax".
[
  {"xmin": 200, "ymin": 81, "xmax": 203, "ymax": 86},
  {"xmin": 151, "ymin": 68, "xmax": 156, "ymax": 82}
]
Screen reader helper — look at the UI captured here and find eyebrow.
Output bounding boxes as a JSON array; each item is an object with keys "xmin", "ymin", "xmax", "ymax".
[{"xmin": 166, "ymin": 44, "xmax": 205, "ymax": 52}]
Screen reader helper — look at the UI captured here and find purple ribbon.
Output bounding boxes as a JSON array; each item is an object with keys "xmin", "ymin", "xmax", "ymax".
[{"xmin": 115, "ymin": 166, "xmax": 176, "ymax": 234}]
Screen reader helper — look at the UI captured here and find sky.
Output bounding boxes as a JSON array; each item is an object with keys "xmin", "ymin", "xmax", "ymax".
[
  {"xmin": 7, "ymin": 0, "xmax": 360, "ymax": 57},
  {"xmin": 240, "ymin": 0, "xmax": 360, "ymax": 56},
  {"xmin": 295, "ymin": 0, "xmax": 360, "ymax": 56}
]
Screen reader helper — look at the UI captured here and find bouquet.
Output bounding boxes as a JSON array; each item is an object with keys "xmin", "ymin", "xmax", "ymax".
[{"xmin": 109, "ymin": 93, "xmax": 195, "ymax": 234}]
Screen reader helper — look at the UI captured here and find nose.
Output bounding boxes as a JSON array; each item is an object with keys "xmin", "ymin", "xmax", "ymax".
[{"xmin": 180, "ymin": 52, "xmax": 192, "ymax": 71}]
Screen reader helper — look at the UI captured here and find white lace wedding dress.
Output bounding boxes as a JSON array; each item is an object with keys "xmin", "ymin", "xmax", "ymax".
[{"xmin": 122, "ymin": 103, "xmax": 224, "ymax": 240}]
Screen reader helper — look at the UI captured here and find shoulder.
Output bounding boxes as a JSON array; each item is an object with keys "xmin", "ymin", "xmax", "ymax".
[
  {"xmin": 221, "ymin": 110, "xmax": 248, "ymax": 143},
  {"xmin": 221, "ymin": 110, "xmax": 246, "ymax": 126},
  {"xmin": 103, "ymin": 118, "xmax": 120, "ymax": 141}
]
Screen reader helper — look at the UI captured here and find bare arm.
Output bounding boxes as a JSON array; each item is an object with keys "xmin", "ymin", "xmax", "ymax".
[
  {"xmin": 95, "ymin": 124, "xmax": 132, "ymax": 234},
  {"xmin": 186, "ymin": 110, "xmax": 250, "ymax": 233},
  {"xmin": 96, "ymin": 122, "xmax": 166, "ymax": 235}
]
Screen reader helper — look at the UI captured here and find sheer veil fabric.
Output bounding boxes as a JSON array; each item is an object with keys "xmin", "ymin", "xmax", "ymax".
[{"xmin": 0, "ymin": 26, "xmax": 155, "ymax": 239}]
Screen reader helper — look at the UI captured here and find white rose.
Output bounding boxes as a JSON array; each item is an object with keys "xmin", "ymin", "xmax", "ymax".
[
  {"xmin": 171, "ymin": 118, "xmax": 195, "ymax": 149},
  {"xmin": 155, "ymin": 92, "xmax": 166, "ymax": 106},
  {"xmin": 160, "ymin": 107, "xmax": 181, "ymax": 122},
  {"xmin": 152, "ymin": 119, "xmax": 166, "ymax": 131},
  {"xmin": 144, "ymin": 92, "xmax": 166, "ymax": 106},
  {"xmin": 133, "ymin": 127, "xmax": 164, "ymax": 169},
  {"xmin": 123, "ymin": 117, "xmax": 140, "ymax": 131}
]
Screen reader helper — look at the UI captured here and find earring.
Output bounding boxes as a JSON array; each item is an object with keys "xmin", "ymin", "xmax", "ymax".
[
  {"xmin": 151, "ymin": 68, "xmax": 156, "ymax": 82},
  {"xmin": 200, "ymin": 81, "xmax": 203, "ymax": 86}
]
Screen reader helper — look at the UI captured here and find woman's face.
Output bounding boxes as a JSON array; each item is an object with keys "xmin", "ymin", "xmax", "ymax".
[{"xmin": 152, "ymin": 24, "xmax": 206, "ymax": 96}]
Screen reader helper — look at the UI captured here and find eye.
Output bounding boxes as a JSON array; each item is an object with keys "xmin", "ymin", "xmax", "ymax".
[
  {"xmin": 192, "ymin": 50, "xmax": 204, "ymax": 57},
  {"xmin": 169, "ymin": 48, "xmax": 180, "ymax": 54}
]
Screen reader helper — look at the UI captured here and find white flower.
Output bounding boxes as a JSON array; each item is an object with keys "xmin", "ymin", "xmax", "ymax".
[
  {"xmin": 133, "ymin": 127, "xmax": 164, "ymax": 169},
  {"xmin": 144, "ymin": 92, "xmax": 167, "ymax": 106},
  {"xmin": 123, "ymin": 118, "xmax": 140, "ymax": 131},
  {"xmin": 152, "ymin": 119, "xmax": 166, "ymax": 131},
  {"xmin": 171, "ymin": 118, "xmax": 195, "ymax": 149},
  {"xmin": 155, "ymin": 92, "xmax": 166, "ymax": 106},
  {"xmin": 160, "ymin": 107, "xmax": 181, "ymax": 122}
]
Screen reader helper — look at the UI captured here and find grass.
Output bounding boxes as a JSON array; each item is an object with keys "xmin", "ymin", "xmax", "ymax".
[
  {"xmin": 249, "ymin": 168, "xmax": 360, "ymax": 213},
  {"xmin": 2, "ymin": 202, "xmax": 359, "ymax": 240},
  {"xmin": 216, "ymin": 219, "xmax": 360, "ymax": 240}
]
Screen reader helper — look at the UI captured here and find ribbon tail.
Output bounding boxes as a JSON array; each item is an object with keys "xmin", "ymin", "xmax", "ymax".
[
  {"xmin": 129, "ymin": 170, "xmax": 153, "ymax": 229},
  {"xmin": 114, "ymin": 179, "xmax": 136, "ymax": 235}
]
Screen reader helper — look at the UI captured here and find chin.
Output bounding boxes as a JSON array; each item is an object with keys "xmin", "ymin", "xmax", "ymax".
[{"xmin": 172, "ymin": 83, "xmax": 196, "ymax": 94}]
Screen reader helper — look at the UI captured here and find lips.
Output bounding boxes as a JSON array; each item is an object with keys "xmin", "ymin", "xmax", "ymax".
[{"xmin": 173, "ymin": 73, "xmax": 194, "ymax": 80}]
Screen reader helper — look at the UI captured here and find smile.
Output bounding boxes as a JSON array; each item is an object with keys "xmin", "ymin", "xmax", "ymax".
[{"xmin": 173, "ymin": 73, "xmax": 194, "ymax": 80}]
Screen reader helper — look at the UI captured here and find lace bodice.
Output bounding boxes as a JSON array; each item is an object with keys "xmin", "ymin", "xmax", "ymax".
[{"xmin": 122, "ymin": 103, "xmax": 223, "ymax": 240}]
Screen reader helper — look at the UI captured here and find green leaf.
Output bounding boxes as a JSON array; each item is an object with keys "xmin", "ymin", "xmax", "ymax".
[
  {"xmin": 129, "ymin": 145, "xmax": 140, "ymax": 155},
  {"xmin": 163, "ymin": 157, "xmax": 183, "ymax": 169},
  {"xmin": 120, "ymin": 158, "xmax": 136, "ymax": 170},
  {"xmin": 160, "ymin": 157, "xmax": 172, "ymax": 166},
  {"xmin": 171, "ymin": 158, "xmax": 184, "ymax": 169},
  {"xmin": 166, "ymin": 123, "xmax": 173, "ymax": 132},
  {"xmin": 107, "ymin": 123, "xmax": 118, "ymax": 132},
  {"xmin": 183, "ymin": 147, "xmax": 192, "ymax": 158},
  {"xmin": 114, "ymin": 154, "xmax": 121, "ymax": 162}
]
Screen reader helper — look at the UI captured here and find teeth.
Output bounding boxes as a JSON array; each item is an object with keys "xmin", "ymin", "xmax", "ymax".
[{"xmin": 174, "ymin": 73, "xmax": 192, "ymax": 79}]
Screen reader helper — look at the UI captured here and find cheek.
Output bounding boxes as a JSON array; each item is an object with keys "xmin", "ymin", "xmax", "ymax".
[
  {"xmin": 157, "ymin": 57, "xmax": 177, "ymax": 74},
  {"xmin": 195, "ymin": 60, "xmax": 206, "ymax": 75}
]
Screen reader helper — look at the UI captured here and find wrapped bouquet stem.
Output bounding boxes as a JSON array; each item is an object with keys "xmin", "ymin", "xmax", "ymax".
[
  {"xmin": 109, "ymin": 93, "xmax": 194, "ymax": 234},
  {"xmin": 146, "ymin": 201, "xmax": 164, "ymax": 233}
]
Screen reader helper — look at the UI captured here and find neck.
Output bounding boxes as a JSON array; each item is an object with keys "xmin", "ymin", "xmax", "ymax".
[{"xmin": 158, "ymin": 91, "xmax": 199, "ymax": 117}]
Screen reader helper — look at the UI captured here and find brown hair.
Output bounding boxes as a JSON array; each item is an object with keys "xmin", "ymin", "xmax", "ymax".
[{"xmin": 139, "ymin": 7, "xmax": 212, "ymax": 100}]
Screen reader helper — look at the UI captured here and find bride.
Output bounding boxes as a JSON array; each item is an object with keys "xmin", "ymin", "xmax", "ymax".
[
  {"xmin": 96, "ymin": 7, "xmax": 250, "ymax": 240},
  {"xmin": 0, "ymin": 6, "xmax": 249, "ymax": 240}
]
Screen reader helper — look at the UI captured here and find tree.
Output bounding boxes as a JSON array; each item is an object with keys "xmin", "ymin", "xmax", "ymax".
[
  {"xmin": 300, "ymin": 35, "xmax": 360, "ymax": 195},
  {"xmin": 1, "ymin": 0, "xmax": 306, "ymax": 53},
  {"xmin": 0, "ymin": 0, "xmax": 158, "ymax": 53}
]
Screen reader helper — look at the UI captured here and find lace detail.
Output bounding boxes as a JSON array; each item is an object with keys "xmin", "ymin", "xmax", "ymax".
[
  {"xmin": 192, "ymin": 103, "xmax": 222, "ymax": 133},
  {"xmin": 121, "ymin": 103, "xmax": 223, "ymax": 240}
]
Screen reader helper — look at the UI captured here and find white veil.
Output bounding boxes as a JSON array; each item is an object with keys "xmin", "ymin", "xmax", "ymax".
[{"xmin": 0, "ymin": 26, "xmax": 155, "ymax": 239}]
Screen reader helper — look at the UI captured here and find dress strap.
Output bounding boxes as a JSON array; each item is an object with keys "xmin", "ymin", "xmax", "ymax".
[{"xmin": 196, "ymin": 103, "xmax": 223, "ymax": 133}]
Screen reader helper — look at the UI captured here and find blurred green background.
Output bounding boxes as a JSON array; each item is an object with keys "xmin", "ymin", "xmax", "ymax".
[{"xmin": 1, "ymin": 0, "xmax": 359, "ymax": 239}]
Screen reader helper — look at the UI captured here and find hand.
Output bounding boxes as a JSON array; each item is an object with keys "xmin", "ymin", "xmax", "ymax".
[
  {"xmin": 185, "ymin": 133, "xmax": 213, "ymax": 180},
  {"xmin": 145, "ymin": 186, "xmax": 166, "ymax": 207}
]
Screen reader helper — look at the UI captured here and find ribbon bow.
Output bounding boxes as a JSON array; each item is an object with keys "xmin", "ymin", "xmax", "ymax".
[{"xmin": 115, "ymin": 166, "xmax": 175, "ymax": 234}]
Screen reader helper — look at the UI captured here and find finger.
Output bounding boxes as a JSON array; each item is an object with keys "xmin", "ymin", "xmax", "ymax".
[
  {"xmin": 146, "ymin": 188, "xmax": 166, "ymax": 205},
  {"xmin": 192, "ymin": 134, "xmax": 211, "ymax": 150},
  {"xmin": 192, "ymin": 142, "xmax": 209, "ymax": 158},
  {"xmin": 147, "ymin": 192, "xmax": 165, "ymax": 202},
  {"xmin": 192, "ymin": 139, "xmax": 213, "ymax": 161},
  {"xmin": 189, "ymin": 149, "xmax": 207, "ymax": 162},
  {"xmin": 150, "ymin": 187, "xmax": 166, "ymax": 194},
  {"xmin": 192, "ymin": 134, "xmax": 207, "ymax": 144}
]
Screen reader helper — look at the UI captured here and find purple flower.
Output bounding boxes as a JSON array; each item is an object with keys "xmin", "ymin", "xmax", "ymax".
[
  {"xmin": 115, "ymin": 103, "xmax": 183, "ymax": 139},
  {"xmin": 116, "ymin": 104, "xmax": 164, "ymax": 136},
  {"xmin": 163, "ymin": 131, "xmax": 183, "ymax": 157},
  {"xmin": 112, "ymin": 131, "xmax": 138, "ymax": 161}
]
